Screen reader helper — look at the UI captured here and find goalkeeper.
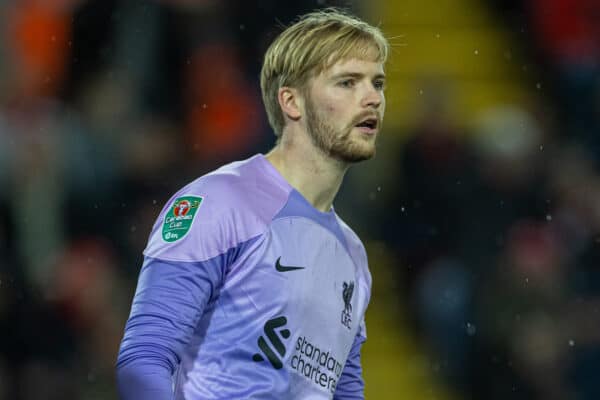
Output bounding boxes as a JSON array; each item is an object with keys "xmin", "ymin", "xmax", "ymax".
[{"xmin": 116, "ymin": 8, "xmax": 388, "ymax": 399}]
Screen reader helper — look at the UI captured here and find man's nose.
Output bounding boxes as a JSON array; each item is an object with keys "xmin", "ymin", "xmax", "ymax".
[{"xmin": 361, "ymin": 86, "xmax": 382, "ymax": 109}]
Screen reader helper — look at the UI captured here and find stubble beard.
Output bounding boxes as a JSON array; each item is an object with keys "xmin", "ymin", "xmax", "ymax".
[{"xmin": 304, "ymin": 96, "xmax": 377, "ymax": 164}]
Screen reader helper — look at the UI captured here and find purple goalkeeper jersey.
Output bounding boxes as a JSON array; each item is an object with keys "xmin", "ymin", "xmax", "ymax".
[{"xmin": 116, "ymin": 154, "xmax": 372, "ymax": 399}]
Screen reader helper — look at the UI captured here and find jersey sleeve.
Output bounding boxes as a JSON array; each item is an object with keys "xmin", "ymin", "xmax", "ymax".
[
  {"xmin": 332, "ymin": 326, "xmax": 367, "ymax": 400},
  {"xmin": 116, "ymin": 255, "xmax": 225, "ymax": 399},
  {"xmin": 116, "ymin": 182, "xmax": 257, "ymax": 399}
]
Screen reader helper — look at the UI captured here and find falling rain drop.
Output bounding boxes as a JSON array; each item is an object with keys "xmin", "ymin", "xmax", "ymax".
[{"xmin": 466, "ymin": 322, "xmax": 477, "ymax": 336}]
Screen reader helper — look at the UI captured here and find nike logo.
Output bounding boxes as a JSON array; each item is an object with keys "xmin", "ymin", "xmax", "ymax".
[{"xmin": 275, "ymin": 257, "xmax": 305, "ymax": 272}]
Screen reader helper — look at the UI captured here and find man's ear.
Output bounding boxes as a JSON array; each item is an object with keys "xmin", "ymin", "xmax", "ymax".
[{"xmin": 278, "ymin": 86, "xmax": 303, "ymax": 121}]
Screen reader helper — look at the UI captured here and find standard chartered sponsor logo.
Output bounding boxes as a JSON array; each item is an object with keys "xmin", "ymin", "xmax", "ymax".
[
  {"xmin": 252, "ymin": 316, "xmax": 290, "ymax": 370},
  {"xmin": 290, "ymin": 336, "xmax": 343, "ymax": 394}
]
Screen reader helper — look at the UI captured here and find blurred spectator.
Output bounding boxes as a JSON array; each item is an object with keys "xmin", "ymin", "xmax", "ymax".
[
  {"xmin": 528, "ymin": 0, "xmax": 600, "ymax": 166},
  {"xmin": 478, "ymin": 219, "xmax": 568, "ymax": 399},
  {"xmin": 386, "ymin": 99, "xmax": 553, "ymax": 397},
  {"xmin": 4, "ymin": 99, "xmax": 69, "ymax": 290},
  {"xmin": 4, "ymin": 0, "xmax": 79, "ymax": 100},
  {"xmin": 384, "ymin": 78, "xmax": 479, "ymax": 393},
  {"xmin": 184, "ymin": 43, "xmax": 264, "ymax": 165}
]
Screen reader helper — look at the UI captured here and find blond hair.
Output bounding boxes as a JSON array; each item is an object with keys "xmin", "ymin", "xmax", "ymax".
[{"xmin": 260, "ymin": 8, "xmax": 389, "ymax": 137}]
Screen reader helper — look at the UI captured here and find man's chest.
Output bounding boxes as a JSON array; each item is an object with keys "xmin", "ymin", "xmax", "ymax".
[{"xmin": 223, "ymin": 217, "xmax": 367, "ymax": 341}]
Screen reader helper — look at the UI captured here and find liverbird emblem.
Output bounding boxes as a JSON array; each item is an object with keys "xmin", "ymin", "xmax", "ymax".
[{"xmin": 341, "ymin": 281, "xmax": 354, "ymax": 329}]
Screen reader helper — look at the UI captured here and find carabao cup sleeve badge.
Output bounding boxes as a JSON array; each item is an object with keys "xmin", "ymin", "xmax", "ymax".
[{"xmin": 162, "ymin": 196, "xmax": 203, "ymax": 242}]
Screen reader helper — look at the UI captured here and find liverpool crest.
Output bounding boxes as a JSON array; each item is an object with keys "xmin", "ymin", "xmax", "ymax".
[{"xmin": 341, "ymin": 281, "xmax": 354, "ymax": 329}]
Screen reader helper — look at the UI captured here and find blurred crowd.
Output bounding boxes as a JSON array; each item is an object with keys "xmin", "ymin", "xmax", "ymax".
[
  {"xmin": 0, "ymin": 0, "xmax": 598, "ymax": 399},
  {"xmin": 383, "ymin": 0, "xmax": 600, "ymax": 399}
]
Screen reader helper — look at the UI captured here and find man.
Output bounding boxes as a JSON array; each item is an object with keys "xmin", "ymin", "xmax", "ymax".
[{"xmin": 116, "ymin": 8, "xmax": 388, "ymax": 399}]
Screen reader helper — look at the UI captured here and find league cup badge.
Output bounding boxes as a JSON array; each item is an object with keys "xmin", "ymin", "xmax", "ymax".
[{"xmin": 162, "ymin": 196, "xmax": 203, "ymax": 242}]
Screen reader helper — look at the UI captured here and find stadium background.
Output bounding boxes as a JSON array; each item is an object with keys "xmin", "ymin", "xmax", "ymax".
[{"xmin": 0, "ymin": 0, "xmax": 599, "ymax": 398}]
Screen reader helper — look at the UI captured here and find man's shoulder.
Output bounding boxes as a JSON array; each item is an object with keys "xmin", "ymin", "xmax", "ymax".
[
  {"xmin": 183, "ymin": 155, "xmax": 262, "ymax": 203},
  {"xmin": 334, "ymin": 215, "xmax": 366, "ymax": 254},
  {"xmin": 144, "ymin": 155, "xmax": 290, "ymax": 262}
]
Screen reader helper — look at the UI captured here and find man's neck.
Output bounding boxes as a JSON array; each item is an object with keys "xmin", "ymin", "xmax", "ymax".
[{"xmin": 265, "ymin": 128, "xmax": 348, "ymax": 213}]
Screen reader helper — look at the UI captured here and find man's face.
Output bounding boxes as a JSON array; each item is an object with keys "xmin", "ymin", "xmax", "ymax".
[{"xmin": 303, "ymin": 57, "xmax": 386, "ymax": 163}]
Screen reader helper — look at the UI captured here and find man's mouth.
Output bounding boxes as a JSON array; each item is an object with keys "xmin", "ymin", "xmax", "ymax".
[{"xmin": 355, "ymin": 116, "xmax": 379, "ymax": 134}]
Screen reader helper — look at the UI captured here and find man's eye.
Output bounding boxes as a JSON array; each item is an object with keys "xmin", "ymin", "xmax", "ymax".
[
  {"xmin": 374, "ymin": 80, "xmax": 386, "ymax": 90},
  {"xmin": 339, "ymin": 79, "xmax": 355, "ymax": 88}
]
